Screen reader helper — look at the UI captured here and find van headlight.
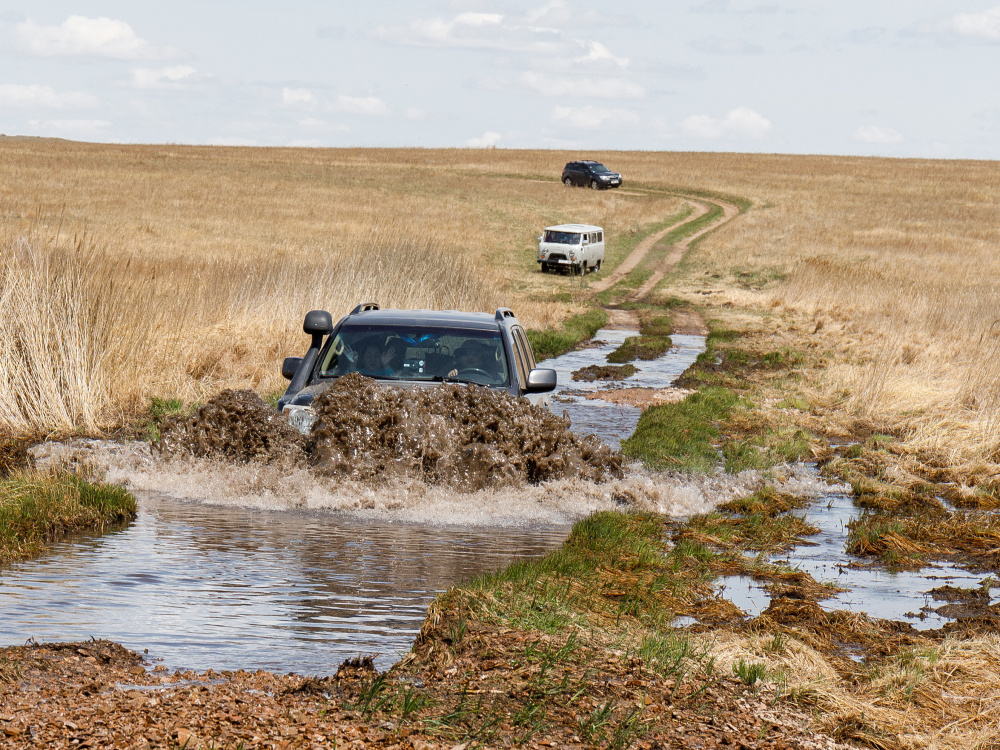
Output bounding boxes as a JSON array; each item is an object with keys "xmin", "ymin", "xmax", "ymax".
[{"xmin": 282, "ymin": 404, "xmax": 317, "ymax": 435}]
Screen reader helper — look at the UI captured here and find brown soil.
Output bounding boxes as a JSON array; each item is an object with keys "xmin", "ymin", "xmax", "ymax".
[
  {"xmin": 587, "ymin": 387, "xmax": 693, "ymax": 409},
  {"xmin": 0, "ymin": 634, "xmax": 847, "ymax": 750}
]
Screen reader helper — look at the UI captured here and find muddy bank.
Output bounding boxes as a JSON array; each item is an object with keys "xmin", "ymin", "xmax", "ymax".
[
  {"xmin": 158, "ymin": 375, "xmax": 622, "ymax": 491},
  {"xmin": 0, "ymin": 636, "xmax": 844, "ymax": 750}
]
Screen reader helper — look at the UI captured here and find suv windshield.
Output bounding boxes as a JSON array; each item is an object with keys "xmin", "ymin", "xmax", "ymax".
[
  {"xmin": 318, "ymin": 325, "xmax": 510, "ymax": 386},
  {"xmin": 588, "ymin": 163, "xmax": 611, "ymax": 173},
  {"xmin": 543, "ymin": 230, "xmax": 582, "ymax": 244}
]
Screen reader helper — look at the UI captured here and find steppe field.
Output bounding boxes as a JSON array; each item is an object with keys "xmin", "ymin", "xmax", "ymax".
[
  {"xmin": 7, "ymin": 137, "xmax": 1000, "ymax": 747},
  {"xmin": 3, "ymin": 137, "xmax": 1000, "ymax": 480}
]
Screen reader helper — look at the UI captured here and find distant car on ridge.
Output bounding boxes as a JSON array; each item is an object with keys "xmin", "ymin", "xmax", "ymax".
[{"xmin": 561, "ymin": 160, "xmax": 622, "ymax": 190}]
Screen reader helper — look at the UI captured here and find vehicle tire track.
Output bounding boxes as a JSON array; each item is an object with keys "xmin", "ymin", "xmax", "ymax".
[
  {"xmin": 588, "ymin": 200, "xmax": 711, "ymax": 294},
  {"xmin": 625, "ymin": 194, "xmax": 740, "ymax": 303}
]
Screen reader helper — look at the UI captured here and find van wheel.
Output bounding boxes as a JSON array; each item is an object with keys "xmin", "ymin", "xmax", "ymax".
[
  {"xmin": 540, "ymin": 263, "xmax": 549, "ymax": 273},
  {"xmin": 590, "ymin": 180, "xmax": 599, "ymax": 190},
  {"xmin": 563, "ymin": 177, "xmax": 573, "ymax": 187},
  {"xmin": 595, "ymin": 260, "xmax": 602, "ymax": 271}
]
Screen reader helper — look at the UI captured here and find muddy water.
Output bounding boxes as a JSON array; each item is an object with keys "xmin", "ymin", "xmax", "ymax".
[
  {"xmin": 542, "ymin": 330, "xmax": 705, "ymax": 450},
  {"xmin": 717, "ymin": 473, "xmax": 1000, "ymax": 630},
  {"xmin": 3, "ymin": 327, "xmax": 712, "ymax": 674},
  {"xmin": 0, "ymin": 495, "xmax": 566, "ymax": 674}
]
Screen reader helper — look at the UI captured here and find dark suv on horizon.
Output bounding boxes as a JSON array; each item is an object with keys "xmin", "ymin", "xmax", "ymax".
[
  {"xmin": 561, "ymin": 160, "xmax": 622, "ymax": 190},
  {"xmin": 278, "ymin": 303, "xmax": 558, "ymax": 433}
]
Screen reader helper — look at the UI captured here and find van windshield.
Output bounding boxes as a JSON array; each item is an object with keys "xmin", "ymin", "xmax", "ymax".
[
  {"xmin": 543, "ymin": 231, "xmax": 582, "ymax": 245},
  {"xmin": 318, "ymin": 325, "xmax": 509, "ymax": 386}
]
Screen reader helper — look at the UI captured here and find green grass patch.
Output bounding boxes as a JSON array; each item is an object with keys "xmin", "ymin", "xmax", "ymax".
[
  {"xmin": 527, "ymin": 308, "xmax": 608, "ymax": 361},
  {"xmin": 606, "ymin": 335, "xmax": 673, "ymax": 364},
  {"xmin": 0, "ymin": 472, "xmax": 137, "ymax": 562},
  {"xmin": 621, "ymin": 387, "xmax": 741, "ymax": 472}
]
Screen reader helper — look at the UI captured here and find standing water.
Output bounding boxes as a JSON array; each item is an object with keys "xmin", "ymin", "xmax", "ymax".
[{"xmin": 1, "ymin": 327, "xmax": 705, "ymax": 674}]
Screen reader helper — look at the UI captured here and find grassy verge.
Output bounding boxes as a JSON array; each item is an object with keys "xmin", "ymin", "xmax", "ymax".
[
  {"xmin": 0, "ymin": 472, "xmax": 137, "ymax": 562},
  {"xmin": 527, "ymin": 308, "xmax": 608, "ymax": 361}
]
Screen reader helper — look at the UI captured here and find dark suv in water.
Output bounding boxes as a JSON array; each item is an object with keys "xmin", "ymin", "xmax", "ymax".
[
  {"xmin": 278, "ymin": 303, "xmax": 558, "ymax": 432},
  {"xmin": 561, "ymin": 160, "xmax": 622, "ymax": 190}
]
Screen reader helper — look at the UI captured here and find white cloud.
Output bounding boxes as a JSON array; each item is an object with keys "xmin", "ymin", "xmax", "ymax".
[
  {"xmin": 129, "ymin": 66, "xmax": 198, "ymax": 90},
  {"xmin": 17, "ymin": 16, "xmax": 172, "ymax": 59},
  {"xmin": 467, "ymin": 131, "xmax": 501, "ymax": 147},
  {"xmin": 953, "ymin": 6, "xmax": 1000, "ymax": 41},
  {"xmin": 520, "ymin": 72, "xmax": 644, "ymax": 98},
  {"xmin": 551, "ymin": 105, "xmax": 640, "ymax": 130},
  {"xmin": 28, "ymin": 119, "xmax": 111, "ymax": 138},
  {"xmin": 405, "ymin": 107, "xmax": 425, "ymax": 119},
  {"xmin": 282, "ymin": 88, "xmax": 318, "ymax": 109},
  {"xmin": 680, "ymin": 107, "xmax": 771, "ymax": 139},
  {"xmin": 334, "ymin": 95, "xmax": 389, "ymax": 116},
  {"xmin": 853, "ymin": 125, "xmax": 903, "ymax": 144},
  {"xmin": 573, "ymin": 40, "xmax": 628, "ymax": 69},
  {"xmin": 375, "ymin": 11, "xmax": 565, "ymax": 54},
  {"xmin": 0, "ymin": 84, "xmax": 98, "ymax": 109}
]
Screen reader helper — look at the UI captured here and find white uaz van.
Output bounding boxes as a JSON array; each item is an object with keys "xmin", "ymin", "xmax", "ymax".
[{"xmin": 537, "ymin": 224, "xmax": 605, "ymax": 274}]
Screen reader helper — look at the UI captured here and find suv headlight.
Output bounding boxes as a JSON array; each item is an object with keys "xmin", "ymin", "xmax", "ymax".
[{"xmin": 282, "ymin": 404, "xmax": 317, "ymax": 435}]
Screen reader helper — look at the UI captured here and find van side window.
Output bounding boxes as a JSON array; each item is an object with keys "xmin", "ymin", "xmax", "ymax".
[{"xmin": 598, "ymin": 232, "xmax": 603, "ymax": 242}]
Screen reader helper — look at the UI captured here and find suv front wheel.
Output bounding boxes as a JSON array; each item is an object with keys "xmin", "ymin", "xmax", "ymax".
[{"xmin": 590, "ymin": 180, "xmax": 599, "ymax": 190}]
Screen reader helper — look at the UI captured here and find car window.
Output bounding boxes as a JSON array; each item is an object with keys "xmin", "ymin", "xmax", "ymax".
[
  {"xmin": 509, "ymin": 332, "xmax": 529, "ymax": 386},
  {"xmin": 598, "ymin": 232, "xmax": 603, "ymax": 242},
  {"xmin": 590, "ymin": 163, "xmax": 611, "ymax": 173},
  {"xmin": 544, "ymin": 230, "xmax": 582, "ymax": 244},
  {"xmin": 318, "ymin": 324, "xmax": 509, "ymax": 385},
  {"xmin": 513, "ymin": 327, "xmax": 536, "ymax": 370}
]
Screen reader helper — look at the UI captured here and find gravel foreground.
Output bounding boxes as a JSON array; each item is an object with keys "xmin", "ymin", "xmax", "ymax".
[{"xmin": 0, "ymin": 636, "xmax": 847, "ymax": 750}]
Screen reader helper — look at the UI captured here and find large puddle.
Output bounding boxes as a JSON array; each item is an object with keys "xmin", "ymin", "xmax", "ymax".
[
  {"xmin": 0, "ymin": 496, "xmax": 565, "ymax": 673},
  {"xmin": 2, "ymin": 327, "xmax": 719, "ymax": 674},
  {"xmin": 5, "ymin": 326, "xmax": 984, "ymax": 673}
]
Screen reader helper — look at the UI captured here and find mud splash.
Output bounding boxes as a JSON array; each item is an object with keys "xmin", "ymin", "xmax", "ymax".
[{"xmin": 159, "ymin": 374, "xmax": 622, "ymax": 491}]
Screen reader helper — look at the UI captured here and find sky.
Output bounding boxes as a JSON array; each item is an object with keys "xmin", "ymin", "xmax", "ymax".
[{"xmin": 2, "ymin": 1, "xmax": 999, "ymax": 159}]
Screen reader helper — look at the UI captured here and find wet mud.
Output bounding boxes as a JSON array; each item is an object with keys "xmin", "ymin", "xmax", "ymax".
[
  {"xmin": 157, "ymin": 389, "xmax": 306, "ymax": 466},
  {"xmin": 158, "ymin": 374, "xmax": 623, "ymax": 491}
]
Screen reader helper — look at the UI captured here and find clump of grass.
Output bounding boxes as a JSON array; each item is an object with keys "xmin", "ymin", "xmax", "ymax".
[
  {"xmin": 0, "ymin": 471, "xmax": 137, "ymax": 562},
  {"xmin": 607, "ymin": 335, "xmax": 673, "ymax": 363},
  {"xmin": 621, "ymin": 387, "xmax": 741, "ymax": 472},
  {"xmin": 718, "ymin": 487, "xmax": 810, "ymax": 517}
]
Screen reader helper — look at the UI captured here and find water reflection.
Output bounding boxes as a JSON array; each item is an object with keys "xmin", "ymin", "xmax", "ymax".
[{"xmin": 0, "ymin": 495, "xmax": 567, "ymax": 674}]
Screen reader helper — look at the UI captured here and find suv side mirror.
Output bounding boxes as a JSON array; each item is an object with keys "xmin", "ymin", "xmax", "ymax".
[
  {"xmin": 282, "ymin": 356, "xmax": 303, "ymax": 380},
  {"xmin": 525, "ymin": 368, "xmax": 557, "ymax": 393},
  {"xmin": 303, "ymin": 310, "xmax": 333, "ymax": 336}
]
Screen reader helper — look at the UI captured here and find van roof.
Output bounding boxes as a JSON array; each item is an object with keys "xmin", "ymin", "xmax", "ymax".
[{"xmin": 544, "ymin": 224, "xmax": 603, "ymax": 232}]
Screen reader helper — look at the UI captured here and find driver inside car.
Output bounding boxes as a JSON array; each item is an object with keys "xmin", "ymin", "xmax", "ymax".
[{"xmin": 447, "ymin": 343, "xmax": 493, "ymax": 379}]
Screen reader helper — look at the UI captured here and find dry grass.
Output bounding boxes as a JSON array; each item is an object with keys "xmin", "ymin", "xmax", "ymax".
[
  {"xmin": 0, "ymin": 138, "xmax": 685, "ymax": 432},
  {"xmin": 5, "ymin": 138, "xmax": 1000, "ymax": 470}
]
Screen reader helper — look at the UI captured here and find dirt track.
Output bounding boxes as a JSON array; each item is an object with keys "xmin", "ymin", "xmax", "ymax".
[{"xmin": 592, "ymin": 191, "xmax": 741, "ymax": 332}]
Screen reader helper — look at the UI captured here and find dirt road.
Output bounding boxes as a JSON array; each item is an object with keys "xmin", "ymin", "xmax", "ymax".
[{"xmin": 591, "ymin": 191, "xmax": 741, "ymax": 333}]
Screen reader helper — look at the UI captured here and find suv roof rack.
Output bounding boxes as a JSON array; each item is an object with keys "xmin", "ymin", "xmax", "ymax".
[
  {"xmin": 495, "ymin": 307, "xmax": 516, "ymax": 322},
  {"xmin": 350, "ymin": 302, "xmax": 380, "ymax": 315}
]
